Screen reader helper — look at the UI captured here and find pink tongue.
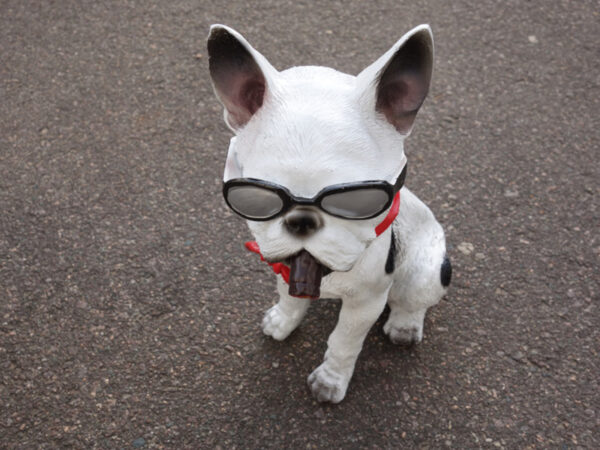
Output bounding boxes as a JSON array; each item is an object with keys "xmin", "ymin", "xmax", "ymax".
[{"xmin": 288, "ymin": 250, "xmax": 324, "ymax": 299}]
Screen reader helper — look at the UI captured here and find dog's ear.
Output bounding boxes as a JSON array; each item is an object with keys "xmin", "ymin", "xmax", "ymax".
[
  {"xmin": 207, "ymin": 25, "xmax": 277, "ymax": 131},
  {"xmin": 357, "ymin": 25, "xmax": 433, "ymax": 135}
]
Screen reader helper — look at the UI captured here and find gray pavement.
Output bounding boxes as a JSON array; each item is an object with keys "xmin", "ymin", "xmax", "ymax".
[{"xmin": 1, "ymin": 0, "xmax": 598, "ymax": 448}]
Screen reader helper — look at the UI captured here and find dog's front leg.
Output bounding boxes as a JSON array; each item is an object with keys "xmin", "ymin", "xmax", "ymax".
[
  {"xmin": 308, "ymin": 289, "xmax": 389, "ymax": 403},
  {"xmin": 262, "ymin": 276, "xmax": 311, "ymax": 341}
]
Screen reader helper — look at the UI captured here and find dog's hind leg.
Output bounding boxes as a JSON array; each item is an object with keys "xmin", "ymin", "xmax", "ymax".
[
  {"xmin": 384, "ymin": 256, "xmax": 448, "ymax": 345},
  {"xmin": 383, "ymin": 193, "xmax": 449, "ymax": 346},
  {"xmin": 384, "ymin": 252, "xmax": 449, "ymax": 345},
  {"xmin": 262, "ymin": 276, "xmax": 311, "ymax": 341}
]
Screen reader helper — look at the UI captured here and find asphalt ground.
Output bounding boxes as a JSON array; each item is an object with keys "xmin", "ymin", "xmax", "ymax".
[{"xmin": 1, "ymin": 0, "xmax": 598, "ymax": 448}]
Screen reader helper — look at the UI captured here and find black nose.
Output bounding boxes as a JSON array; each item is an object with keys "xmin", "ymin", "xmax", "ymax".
[{"xmin": 284, "ymin": 208, "xmax": 322, "ymax": 237}]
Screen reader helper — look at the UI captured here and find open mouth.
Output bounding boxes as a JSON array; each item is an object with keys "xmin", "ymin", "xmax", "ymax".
[{"xmin": 286, "ymin": 250, "xmax": 332, "ymax": 299}]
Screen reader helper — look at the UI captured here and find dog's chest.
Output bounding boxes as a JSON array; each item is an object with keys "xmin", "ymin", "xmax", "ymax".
[
  {"xmin": 318, "ymin": 230, "xmax": 394, "ymax": 299},
  {"xmin": 319, "ymin": 272, "xmax": 353, "ymax": 299}
]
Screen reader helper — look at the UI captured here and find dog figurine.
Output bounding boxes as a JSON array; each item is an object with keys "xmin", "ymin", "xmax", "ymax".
[{"xmin": 207, "ymin": 24, "xmax": 451, "ymax": 403}]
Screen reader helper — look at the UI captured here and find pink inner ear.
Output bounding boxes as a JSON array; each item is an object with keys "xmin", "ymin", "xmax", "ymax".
[
  {"xmin": 373, "ymin": 30, "xmax": 433, "ymax": 134},
  {"xmin": 240, "ymin": 79, "xmax": 265, "ymax": 116},
  {"xmin": 221, "ymin": 72, "xmax": 266, "ymax": 128},
  {"xmin": 208, "ymin": 27, "xmax": 268, "ymax": 128},
  {"xmin": 377, "ymin": 72, "xmax": 428, "ymax": 134}
]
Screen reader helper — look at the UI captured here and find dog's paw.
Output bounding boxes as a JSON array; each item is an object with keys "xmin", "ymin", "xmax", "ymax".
[
  {"xmin": 261, "ymin": 304, "xmax": 301, "ymax": 341},
  {"xmin": 307, "ymin": 363, "xmax": 350, "ymax": 403},
  {"xmin": 384, "ymin": 325, "xmax": 422, "ymax": 346},
  {"xmin": 383, "ymin": 310, "xmax": 425, "ymax": 346}
]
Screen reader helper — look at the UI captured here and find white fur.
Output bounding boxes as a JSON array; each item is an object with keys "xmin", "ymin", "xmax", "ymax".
[{"xmin": 209, "ymin": 24, "xmax": 448, "ymax": 403}]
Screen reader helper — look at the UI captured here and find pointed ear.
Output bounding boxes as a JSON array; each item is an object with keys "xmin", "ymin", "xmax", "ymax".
[
  {"xmin": 357, "ymin": 25, "xmax": 433, "ymax": 134},
  {"xmin": 207, "ymin": 25, "xmax": 277, "ymax": 131}
]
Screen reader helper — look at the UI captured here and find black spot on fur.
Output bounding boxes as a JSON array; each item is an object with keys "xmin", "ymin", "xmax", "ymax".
[
  {"xmin": 385, "ymin": 231, "xmax": 396, "ymax": 274},
  {"xmin": 441, "ymin": 255, "xmax": 452, "ymax": 287}
]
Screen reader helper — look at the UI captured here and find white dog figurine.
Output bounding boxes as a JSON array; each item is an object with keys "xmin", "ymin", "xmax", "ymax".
[{"xmin": 208, "ymin": 24, "xmax": 451, "ymax": 403}]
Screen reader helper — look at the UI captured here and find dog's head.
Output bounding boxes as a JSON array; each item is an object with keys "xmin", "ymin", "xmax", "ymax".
[{"xmin": 208, "ymin": 25, "xmax": 433, "ymax": 273}]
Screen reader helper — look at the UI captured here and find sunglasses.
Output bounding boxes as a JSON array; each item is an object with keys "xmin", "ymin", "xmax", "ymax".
[{"xmin": 223, "ymin": 165, "xmax": 407, "ymax": 221}]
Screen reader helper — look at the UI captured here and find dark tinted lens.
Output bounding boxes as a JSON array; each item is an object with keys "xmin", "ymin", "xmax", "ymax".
[
  {"xmin": 226, "ymin": 185, "xmax": 284, "ymax": 219},
  {"xmin": 321, "ymin": 188, "xmax": 390, "ymax": 218}
]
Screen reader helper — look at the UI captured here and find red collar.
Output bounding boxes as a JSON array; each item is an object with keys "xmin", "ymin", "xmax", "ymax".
[
  {"xmin": 375, "ymin": 190, "xmax": 400, "ymax": 236},
  {"xmin": 245, "ymin": 240, "xmax": 291, "ymax": 283},
  {"xmin": 245, "ymin": 190, "xmax": 401, "ymax": 284}
]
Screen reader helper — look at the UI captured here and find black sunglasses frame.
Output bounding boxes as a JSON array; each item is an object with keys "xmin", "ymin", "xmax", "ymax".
[{"xmin": 223, "ymin": 165, "xmax": 407, "ymax": 221}]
